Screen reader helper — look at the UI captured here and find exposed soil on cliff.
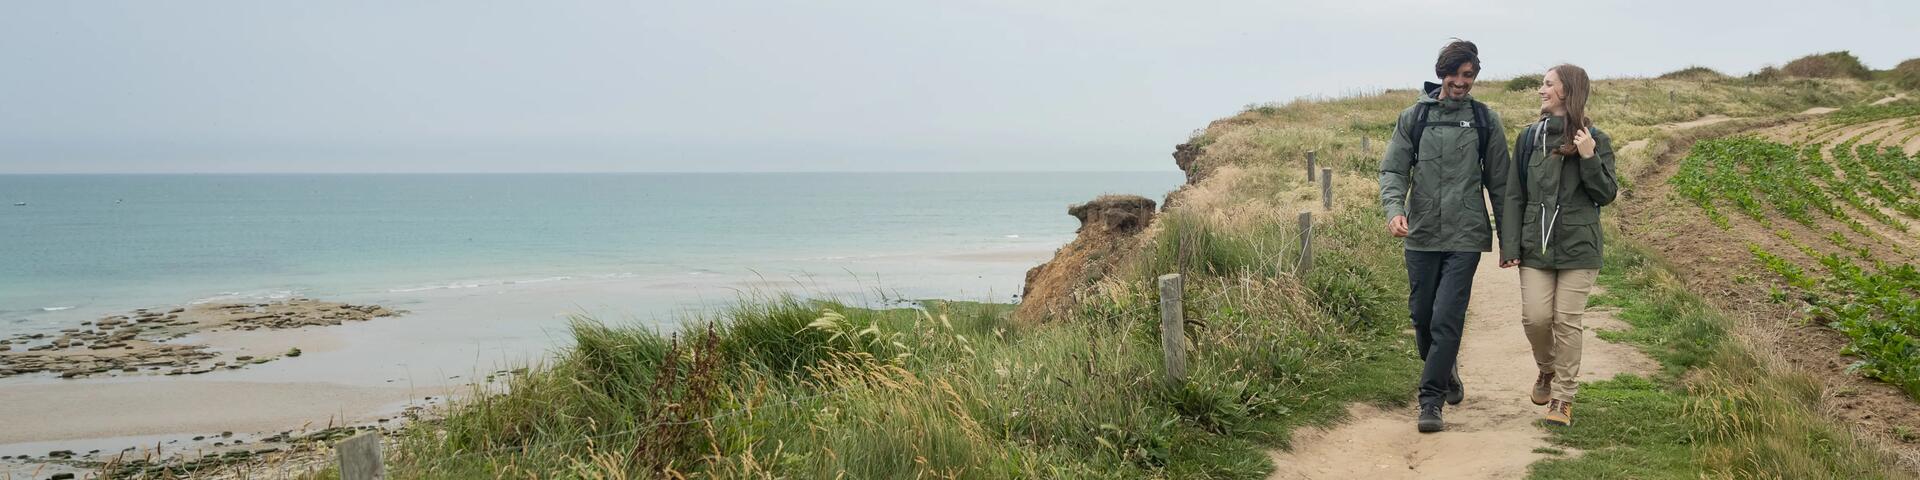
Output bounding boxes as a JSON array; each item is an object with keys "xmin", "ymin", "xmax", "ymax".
[{"xmin": 1016, "ymin": 195, "xmax": 1158, "ymax": 322}]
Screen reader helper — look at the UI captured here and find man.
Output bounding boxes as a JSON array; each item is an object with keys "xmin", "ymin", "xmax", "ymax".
[{"xmin": 1378, "ymin": 39, "xmax": 1510, "ymax": 433}]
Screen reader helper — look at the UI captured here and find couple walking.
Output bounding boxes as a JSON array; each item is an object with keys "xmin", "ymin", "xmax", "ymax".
[{"xmin": 1377, "ymin": 39, "xmax": 1619, "ymax": 433}]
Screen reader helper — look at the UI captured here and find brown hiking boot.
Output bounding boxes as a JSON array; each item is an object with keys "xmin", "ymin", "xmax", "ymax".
[
  {"xmin": 1543, "ymin": 399, "xmax": 1573, "ymax": 426},
  {"xmin": 1531, "ymin": 371, "xmax": 1554, "ymax": 406}
]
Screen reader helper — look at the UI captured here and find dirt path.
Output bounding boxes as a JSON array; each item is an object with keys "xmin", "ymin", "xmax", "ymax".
[{"xmin": 1267, "ymin": 252, "xmax": 1657, "ymax": 479}]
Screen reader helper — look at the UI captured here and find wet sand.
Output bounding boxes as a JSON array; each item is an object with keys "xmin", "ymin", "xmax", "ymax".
[{"xmin": 0, "ymin": 246, "xmax": 1045, "ymax": 474}]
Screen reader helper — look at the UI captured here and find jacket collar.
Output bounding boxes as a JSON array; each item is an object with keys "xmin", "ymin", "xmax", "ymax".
[{"xmin": 1420, "ymin": 81, "xmax": 1473, "ymax": 110}]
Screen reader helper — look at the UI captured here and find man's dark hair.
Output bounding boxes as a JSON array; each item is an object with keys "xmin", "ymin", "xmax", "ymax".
[{"xmin": 1435, "ymin": 39, "xmax": 1480, "ymax": 79}]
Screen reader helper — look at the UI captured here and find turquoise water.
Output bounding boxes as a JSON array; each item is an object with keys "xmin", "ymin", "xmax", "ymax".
[{"xmin": 1, "ymin": 172, "xmax": 1180, "ymax": 332}]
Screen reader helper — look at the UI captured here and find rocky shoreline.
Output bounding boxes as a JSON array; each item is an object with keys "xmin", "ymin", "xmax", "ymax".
[{"xmin": 0, "ymin": 299, "xmax": 403, "ymax": 379}]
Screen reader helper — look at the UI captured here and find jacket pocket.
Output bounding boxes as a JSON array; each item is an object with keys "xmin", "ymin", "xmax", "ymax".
[
  {"xmin": 1407, "ymin": 192, "xmax": 1440, "ymax": 243},
  {"xmin": 1520, "ymin": 202, "xmax": 1542, "ymax": 254},
  {"xmin": 1555, "ymin": 207, "xmax": 1601, "ymax": 262}
]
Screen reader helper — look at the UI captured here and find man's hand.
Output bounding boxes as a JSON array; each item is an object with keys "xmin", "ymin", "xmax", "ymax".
[
  {"xmin": 1388, "ymin": 215, "xmax": 1409, "ymax": 237},
  {"xmin": 1574, "ymin": 127, "xmax": 1597, "ymax": 159},
  {"xmin": 1500, "ymin": 259, "xmax": 1520, "ymax": 268}
]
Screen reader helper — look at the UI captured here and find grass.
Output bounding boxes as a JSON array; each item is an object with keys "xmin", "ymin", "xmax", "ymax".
[
  {"xmin": 360, "ymin": 199, "xmax": 1424, "ymax": 478},
  {"xmin": 1668, "ymin": 130, "xmax": 1920, "ymax": 400},
  {"xmin": 293, "ymin": 56, "xmax": 1913, "ymax": 479},
  {"xmin": 1659, "ymin": 66, "xmax": 1730, "ymax": 81},
  {"xmin": 1785, "ymin": 51, "xmax": 1875, "ymax": 80},
  {"xmin": 1529, "ymin": 232, "xmax": 1913, "ymax": 479},
  {"xmin": 1829, "ymin": 99, "xmax": 1920, "ymax": 125},
  {"xmin": 1888, "ymin": 58, "xmax": 1920, "ymax": 90}
]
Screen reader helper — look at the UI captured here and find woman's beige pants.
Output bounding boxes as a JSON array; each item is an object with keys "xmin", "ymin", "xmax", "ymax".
[{"xmin": 1519, "ymin": 267, "xmax": 1598, "ymax": 402}]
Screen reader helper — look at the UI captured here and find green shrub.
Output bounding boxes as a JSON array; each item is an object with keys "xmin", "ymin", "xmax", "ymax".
[
  {"xmin": 1746, "ymin": 65, "xmax": 1783, "ymax": 82},
  {"xmin": 1782, "ymin": 51, "xmax": 1873, "ymax": 80},
  {"xmin": 1886, "ymin": 58, "xmax": 1920, "ymax": 90},
  {"xmin": 1505, "ymin": 74, "xmax": 1543, "ymax": 91},
  {"xmin": 1658, "ymin": 66, "xmax": 1729, "ymax": 81}
]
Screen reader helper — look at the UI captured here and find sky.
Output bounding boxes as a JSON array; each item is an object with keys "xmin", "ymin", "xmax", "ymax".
[{"xmin": 2, "ymin": 0, "xmax": 1915, "ymax": 173}]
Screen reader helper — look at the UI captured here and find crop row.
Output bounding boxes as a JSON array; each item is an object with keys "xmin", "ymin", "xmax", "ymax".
[
  {"xmin": 1680, "ymin": 134, "xmax": 1920, "ymax": 399},
  {"xmin": 1750, "ymin": 246, "xmax": 1920, "ymax": 399}
]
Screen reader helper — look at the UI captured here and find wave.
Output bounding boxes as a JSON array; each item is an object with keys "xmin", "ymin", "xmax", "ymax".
[
  {"xmin": 190, "ymin": 289, "xmax": 299, "ymax": 304},
  {"xmin": 388, "ymin": 274, "xmax": 598, "ymax": 293},
  {"xmin": 41, "ymin": 306, "xmax": 76, "ymax": 312}
]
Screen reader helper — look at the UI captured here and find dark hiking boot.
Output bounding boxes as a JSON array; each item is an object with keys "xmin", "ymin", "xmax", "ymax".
[
  {"xmin": 1543, "ymin": 399, "xmax": 1573, "ymax": 426},
  {"xmin": 1531, "ymin": 371, "xmax": 1554, "ymax": 406},
  {"xmin": 1446, "ymin": 366, "xmax": 1464, "ymax": 405},
  {"xmin": 1417, "ymin": 403, "xmax": 1444, "ymax": 433}
]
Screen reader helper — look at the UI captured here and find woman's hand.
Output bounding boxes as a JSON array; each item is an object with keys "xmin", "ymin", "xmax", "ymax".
[
  {"xmin": 1500, "ymin": 259, "xmax": 1520, "ymax": 268},
  {"xmin": 1574, "ymin": 127, "xmax": 1597, "ymax": 158}
]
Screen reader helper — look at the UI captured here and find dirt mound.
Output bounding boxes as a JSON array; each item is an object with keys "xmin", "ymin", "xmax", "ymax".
[{"xmin": 1016, "ymin": 195, "xmax": 1158, "ymax": 322}]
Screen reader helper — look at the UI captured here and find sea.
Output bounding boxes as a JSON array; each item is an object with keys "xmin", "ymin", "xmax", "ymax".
[{"xmin": 1, "ymin": 172, "xmax": 1179, "ymax": 356}]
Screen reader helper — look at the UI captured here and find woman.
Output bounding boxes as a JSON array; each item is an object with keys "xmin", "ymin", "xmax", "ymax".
[{"xmin": 1498, "ymin": 64, "xmax": 1617, "ymax": 427}]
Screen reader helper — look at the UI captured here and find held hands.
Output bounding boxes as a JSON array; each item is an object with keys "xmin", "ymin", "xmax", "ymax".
[
  {"xmin": 1388, "ymin": 215, "xmax": 1409, "ymax": 237},
  {"xmin": 1500, "ymin": 259, "xmax": 1520, "ymax": 268},
  {"xmin": 1573, "ymin": 127, "xmax": 1597, "ymax": 159}
]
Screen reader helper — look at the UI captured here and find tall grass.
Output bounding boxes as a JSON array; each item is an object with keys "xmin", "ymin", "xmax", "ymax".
[
  {"xmin": 1532, "ymin": 233, "xmax": 1912, "ymax": 479},
  {"xmin": 359, "ymin": 62, "xmax": 1907, "ymax": 479},
  {"xmin": 378, "ymin": 204, "xmax": 1421, "ymax": 478}
]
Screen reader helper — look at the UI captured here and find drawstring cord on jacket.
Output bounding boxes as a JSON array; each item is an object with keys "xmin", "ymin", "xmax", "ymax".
[{"xmin": 1534, "ymin": 119, "xmax": 1560, "ymax": 257}]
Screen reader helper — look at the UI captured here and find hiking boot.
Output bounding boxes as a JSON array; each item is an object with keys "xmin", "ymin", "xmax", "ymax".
[
  {"xmin": 1417, "ymin": 403, "xmax": 1445, "ymax": 433},
  {"xmin": 1543, "ymin": 399, "xmax": 1573, "ymax": 426},
  {"xmin": 1445, "ymin": 367, "xmax": 1465, "ymax": 406},
  {"xmin": 1531, "ymin": 371, "xmax": 1554, "ymax": 406}
]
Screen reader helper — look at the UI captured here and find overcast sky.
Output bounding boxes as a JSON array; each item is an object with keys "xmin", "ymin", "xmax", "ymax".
[{"xmin": 2, "ymin": 0, "xmax": 1914, "ymax": 173}]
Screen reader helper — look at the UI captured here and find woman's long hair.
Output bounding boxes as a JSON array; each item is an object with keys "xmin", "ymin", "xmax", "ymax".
[{"xmin": 1548, "ymin": 64, "xmax": 1592, "ymax": 156}]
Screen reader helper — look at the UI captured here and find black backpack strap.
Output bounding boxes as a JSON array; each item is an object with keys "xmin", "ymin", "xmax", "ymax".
[
  {"xmin": 1408, "ymin": 103, "xmax": 1432, "ymax": 166},
  {"xmin": 1514, "ymin": 122, "xmax": 1534, "ymax": 201},
  {"xmin": 1410, "ymin": 100, "xmax": 1495, "ymax": 168},
  {"xmin": 1472, "ymin": 100, "xmax": 1493, "ymax": 162}
]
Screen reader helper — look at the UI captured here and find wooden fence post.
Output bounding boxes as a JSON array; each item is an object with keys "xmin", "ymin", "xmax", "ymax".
[
  {"xmin": 1157, "ymin": 273, "xmax": 1187, "ymax": 386},
  {"xmin": 1321, "ymin": 168, "xmax": 1333, "ymax": 210},
  {"xmin": 1306, "ymin": 150, "xmax": 1317, "ymax": 182},
  {"xmin": 338, "ymin": 432, "xmax": 385, "ymax": 480},
  {"xmin": 1298, "ymin": 211, "xmax": 1314, "ymax": 273}
]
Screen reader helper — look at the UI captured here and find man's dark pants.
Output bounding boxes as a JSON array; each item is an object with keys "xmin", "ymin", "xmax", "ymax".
[{"xmin": 1405, "ymin": 250, "xmax": 1479, "ymax": 407}]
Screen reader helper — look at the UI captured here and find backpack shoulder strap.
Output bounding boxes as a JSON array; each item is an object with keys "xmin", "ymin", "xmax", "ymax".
[
  {"xmin": 1408, "ymin": 103, "xmax": 1432, "ymax": 165},
  {"xmin": 1514, "ymin": 122, "xmax": 1534, "ymax": 199},
  {"xmin": 1471, "ymin": 100, "xmax": 1493, "ymax": 162}
]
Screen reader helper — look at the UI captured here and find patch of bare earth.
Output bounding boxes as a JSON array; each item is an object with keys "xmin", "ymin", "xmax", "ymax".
[
  {"xmin": 1266, "ymin": 241, "xmax": 1657, "ymax": 479},
  {"xmin": 1615, "ymin": 115, "xmax": 1920, "ymax": 470},
  {"xmin": 1660, "ymin": 113, "xmax": 1733, "ymax": 131}
]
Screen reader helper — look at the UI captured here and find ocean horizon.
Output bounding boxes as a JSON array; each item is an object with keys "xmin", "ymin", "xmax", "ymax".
[{"xmin": 1, "ymin": 171, "xmax": 1181, "ymax": 337}]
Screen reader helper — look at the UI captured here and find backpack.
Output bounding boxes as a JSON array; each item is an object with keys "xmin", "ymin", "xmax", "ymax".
[{"xmin": 1406, "ymin": 100, "xmax": 1494, "ymax": 168}]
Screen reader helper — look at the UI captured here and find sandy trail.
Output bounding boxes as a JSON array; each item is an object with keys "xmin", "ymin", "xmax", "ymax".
[{"xmin": 1268, "ymin": 250, "xmax": 1657, "ymax": 479}]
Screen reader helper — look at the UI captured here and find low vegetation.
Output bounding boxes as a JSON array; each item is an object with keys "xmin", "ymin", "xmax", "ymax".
[
  {"xmin": 325, "ymin": 54, "xmax": 1917, "ymax": 478},
  {"xmin": 1506, "ymin": 74, "xmax": 1544, "ymax": 92},
  {"xmin": 1670, "ymin": 131, "xmax": 1920, "ymax": 401},
  {"xmin": 1888, "ymin": 58, "xmax": 1920, "ymax": 91},
  {"xmin": 1785, "ymin": 51, "xmax": 1875, "ymax": 80},
  {"xmin": 1659, "ymin": 66, "xmax": 1730, "ymax": 81},
  {"xmin": 1530, "ymin": 232, "xmax": 1909, "ymax": 479}
]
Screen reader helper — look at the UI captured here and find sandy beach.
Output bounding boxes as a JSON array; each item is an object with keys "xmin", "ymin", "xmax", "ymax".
[{"xmin": 0, "ymin": 245, "xmax": 1057, "ymax": 476}]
